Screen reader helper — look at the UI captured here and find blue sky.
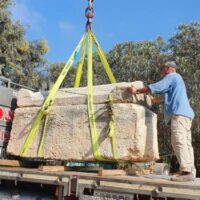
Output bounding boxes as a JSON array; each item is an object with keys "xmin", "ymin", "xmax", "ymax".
[{"xmin": 11, "ymin": 0, "xmax": 200, "ymax": 63}]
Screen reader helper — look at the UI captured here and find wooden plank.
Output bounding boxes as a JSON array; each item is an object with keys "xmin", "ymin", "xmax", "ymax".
[
  {"xmin": 0, "ymin": 160, "xmax": 21, "ymax": 167},
  {"xmin": 74, "ymin": 167, "xmax": 103, "ymax": 172},
  {"xmin": 98, "ymin": 169, "xmax": 126, "ymax": 176},
  {"xmin": 38, "ymin": 165, "xmax": 69, "ymax": 172},
  {"xmin": 126, "ymin": 168, "xmax": 151, "ymax": 176}
]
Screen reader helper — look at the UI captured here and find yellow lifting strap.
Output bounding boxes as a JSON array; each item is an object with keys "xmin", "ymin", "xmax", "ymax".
[
  {"xmin": 87, "ymin": 31, "xmax": 104, "ymax": 161},
  {"xmin": 74, "ymin": 37, "xmax": 87, "ymax": 88},
  {"xmin": 20, "ymin": 34, "xmax": 87, "ymax": 157},
  {"xmin": 108, "ymin": 93, "xmax": 117, "ymax": 160},
  {"xmin": 91, "ymin": 32, "xmax": 116, "ymax": 84},
  {"xmin": 37, "ymin": 114, "xmax": 49, "ymax": 157},
  {"xmin": 87, "ymin": 30, "xmax": 117, "ymax": 161}
]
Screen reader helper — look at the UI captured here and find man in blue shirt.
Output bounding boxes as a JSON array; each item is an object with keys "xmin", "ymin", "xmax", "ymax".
[{"xmin": 127, "ymin": 61, "xmax": 196, "ymax": 182}]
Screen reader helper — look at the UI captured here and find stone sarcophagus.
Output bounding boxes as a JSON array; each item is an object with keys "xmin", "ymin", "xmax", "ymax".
[{"xmin": 7, "ymin": 81, "xmax": 159, "ymax": 162}]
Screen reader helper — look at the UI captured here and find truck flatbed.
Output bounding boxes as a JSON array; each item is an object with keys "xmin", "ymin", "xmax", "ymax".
[{"xmin": 0, "ymin": 166, "xmax": 199, "ymax": 200}]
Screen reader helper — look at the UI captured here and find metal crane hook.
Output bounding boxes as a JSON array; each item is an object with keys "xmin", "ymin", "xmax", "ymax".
[{"xmin": 85, "ymin": 0, "xmax": 94, "ymax": 30}]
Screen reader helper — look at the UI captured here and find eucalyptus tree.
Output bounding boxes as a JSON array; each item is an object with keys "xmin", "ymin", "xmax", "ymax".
[{"xmin": 0, "ymin": 0, "xmax": 49, "ymax": 89}]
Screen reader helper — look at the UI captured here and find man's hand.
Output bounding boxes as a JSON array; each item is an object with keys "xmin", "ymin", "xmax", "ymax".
[
  {"xmin": 151, "ymin": 95, "xmax": 164, "ymax": 104},
  {"xmin": 127, "ymin": 86, "xmax": 138, "ymax": 94}
]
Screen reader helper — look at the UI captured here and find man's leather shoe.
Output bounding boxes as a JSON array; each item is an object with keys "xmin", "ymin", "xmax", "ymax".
[{"xmin": 171, "ymin": 171, "xmax": 195, "ymax": 182}]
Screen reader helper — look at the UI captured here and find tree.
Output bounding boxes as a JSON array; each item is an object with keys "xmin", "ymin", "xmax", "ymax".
[
  {"xmin": 49, "ymin": 62, "xmax": 77, "ymax": 88},
  {"xmin": 0, "ymin": 0, "xmax": 49, "ymax": 90},
  {"xmin": 106, "ymin": 37, "xmax": 168, "ymax": 84},
  {"xmin": 10, "ymin": 39, "xmax": 49, "ymax": 89}
]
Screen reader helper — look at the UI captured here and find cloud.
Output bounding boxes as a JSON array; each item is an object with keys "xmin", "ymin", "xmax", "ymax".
[
  {"xmin": 10, "ymin": 0, "xmax": 46, "ymax": 37},
  {"xmin": 59, "ymin": 21, "xmax": 76, "ymax": 36}
]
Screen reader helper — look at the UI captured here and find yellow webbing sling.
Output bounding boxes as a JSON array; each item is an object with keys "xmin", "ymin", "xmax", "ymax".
[
  {"xmin": 108, "ymin": 93, "xmax": 117, "ymax": 160},
  {"xmin": 91, "ymin": 32, "xmax": 116, "ymax": 83},
  {"xmin": 37, "ymin": 115, "xmax": 49, "ymax": 157},
  {"xmin": 74, "ymin": 37, "xmax": 87, "ymax": 88},
  {"xmin": 87, "ymin": 31, "xmax": 104, "ymax": 160},
  {"xmin": 87, "ymin": 30, "xmax": 117, "ymax": 161}
]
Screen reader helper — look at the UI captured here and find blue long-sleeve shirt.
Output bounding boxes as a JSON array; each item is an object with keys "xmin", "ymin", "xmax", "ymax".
[{"xmin": 148, "ymin": 72, "xmax": 194, "ymax": 124}]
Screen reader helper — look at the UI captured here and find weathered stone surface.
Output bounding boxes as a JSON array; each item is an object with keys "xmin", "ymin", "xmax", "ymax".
[
  {"xmin": 17, "ymin": 81, "xmax": 152, "ymax": 108},
  {"xmin": 7, "ymin": 81, "xmax": 159, "ymax": 162},
  {"xmin": 7, "ymin": 103, "xmax": 159, "ymax": 162}
]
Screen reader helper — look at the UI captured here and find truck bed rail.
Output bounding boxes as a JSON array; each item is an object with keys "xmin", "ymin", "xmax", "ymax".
[{"xmin": 0, "ymin": 166, "xmax": 199, "ymax": 200}]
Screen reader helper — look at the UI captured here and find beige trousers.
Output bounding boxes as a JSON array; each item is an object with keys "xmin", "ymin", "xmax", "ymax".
[{"xmin": 171, "ymin": 115, "xmax": 196, "ymax": 177}]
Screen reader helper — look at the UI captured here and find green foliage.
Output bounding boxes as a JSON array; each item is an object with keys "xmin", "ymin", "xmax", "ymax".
[
  {"xmin": 0, "ymin": 0, "xmax": 11, "ymax": 8},
  {"xmin": 0, "ymin": 0, "xmax": 49, "ymax": 90},
  {"xmin": 49, "ymin": 62, "xmax": 77, "ymax": 88},
  {"xmin": 39, "ymin": 40, "xmax": 49, "ymax": 54},
  {"xmin": 106, "ymin": 37, "xmax": 169, "ymax": 84}
]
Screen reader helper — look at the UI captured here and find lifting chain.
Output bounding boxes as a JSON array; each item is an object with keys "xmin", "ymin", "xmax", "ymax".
[{"xmin": 85, "ymin": 0, "xmax": 94, "ymax": 30}]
